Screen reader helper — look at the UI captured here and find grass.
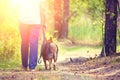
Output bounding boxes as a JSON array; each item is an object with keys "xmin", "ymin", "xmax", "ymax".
[
  {"xmin": 68, "ymin": 14, "xmax": 103, "ymax": 45},
  {"xmin": 0, "ymin": 61, "xmax": 20, "ymax": 70},
  {"xmin": 0, "ymin": 43, "xmax": 102, "ymax": 70},
  {"xmin": 117, "ymin": 45, "xmax": 120, "ymax": 52}
]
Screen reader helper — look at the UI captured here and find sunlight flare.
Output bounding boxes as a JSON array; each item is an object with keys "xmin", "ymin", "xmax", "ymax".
[{"xmin": 12, "ymin": 0, "xmax": 45, "ymax": 5}]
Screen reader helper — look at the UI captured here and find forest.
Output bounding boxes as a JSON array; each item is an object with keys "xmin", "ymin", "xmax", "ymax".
[{"xmin": 0, "ymin": 0, "xmax": 120, "ymax": 80}]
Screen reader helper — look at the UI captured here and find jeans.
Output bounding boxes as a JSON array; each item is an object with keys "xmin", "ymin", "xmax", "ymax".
[{"xmin": 20, "ymin": 23, "xmax": 40, "ymax": 69}]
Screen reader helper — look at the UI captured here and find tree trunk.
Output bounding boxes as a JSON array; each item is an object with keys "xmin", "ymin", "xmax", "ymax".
[
  {"xmin": 54, "ymin": 0, "xmax": 62, "ymax": 39},
  {"xmin": 62, "ymin": 0, "xmax": 69, "ymax": 38},
  {"xmin": 100, "ymin": 0, "xmax": 118, "ymax": 57}
]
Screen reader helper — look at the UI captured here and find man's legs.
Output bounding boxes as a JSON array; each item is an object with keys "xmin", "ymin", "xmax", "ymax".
[
  {"xmin": 19, "ymin": 24, "xmax": 30, "ymax": 69},
  {"xmin": 29, "ymin": 25, "xmax": 40, "ymax": 69}
]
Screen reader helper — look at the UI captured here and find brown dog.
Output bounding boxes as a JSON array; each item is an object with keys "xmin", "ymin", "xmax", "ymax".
[{"xmin": 39, "ymin": 37, "xmax": 58, "ymax": 70}]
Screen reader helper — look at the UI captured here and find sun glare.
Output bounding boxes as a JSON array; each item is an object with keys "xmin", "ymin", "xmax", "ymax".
[
  {"xmin": 12, "ymin": 0, "xmax": 45, "ymax": 4},
  {"xmin": 11, "ymin": 0, "xmax": 45, "ymax": 7},
  {"xmin": 12, "ymin": 0, "xmax": 19, "ymax": 5}
]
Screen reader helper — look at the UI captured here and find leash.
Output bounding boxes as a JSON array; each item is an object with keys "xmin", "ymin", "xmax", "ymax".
[{"xmin": 38, "ymin": 25, "xmax": 46, "ymax": 64}]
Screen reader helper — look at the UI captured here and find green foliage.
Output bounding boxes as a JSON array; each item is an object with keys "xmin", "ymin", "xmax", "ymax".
[
  {"xmin": 0, "ymin": 0, "xmax": 20, "ymax": 62},
  {"xmin": 68, "ymin": 0, "xmax": 104, "ymax": 44},
  {"xmin": 0, "ymin": 0, "xmax": 115, "ymax": 68},
  {"xmin": 0, "ymin": 61, "xmax": 20, "ymax": 69},
  {"xmin": 0, "ymin": 0, "xmax": 105, "ymax": 62},
  {"xmin": 87, "ymin": 0, "xmax": 105, "ymax": 20}
]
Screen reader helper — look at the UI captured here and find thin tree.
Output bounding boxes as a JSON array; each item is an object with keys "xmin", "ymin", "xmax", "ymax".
[
  {"xmin": 62, "ymin": 0, "xmax": 69, "ymax": 38},
  {"xmin": 54, "ymin": 0, "xmax": 62, "ymax": 39}
]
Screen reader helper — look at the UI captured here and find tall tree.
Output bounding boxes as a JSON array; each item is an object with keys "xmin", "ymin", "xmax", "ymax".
[
  {"xmin": 100, "ymin": 0, "xmax": 118, "ymax": 57},
  {"xmin": 62, "ymin": 0, "xmax": 69, "ymax": 38},
  {"xmin": 54, "ymin": 0, "xmax": 62, "ymax": 39}
]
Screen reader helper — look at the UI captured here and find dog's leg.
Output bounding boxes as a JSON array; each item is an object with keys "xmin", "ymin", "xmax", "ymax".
[
  {"xmin": 53, "ymin": 61, "xmax": 56, "ymax": 70},
  {"xmin": 43, "ymin": 59, "xmax": 47, "ymax": 70},
  {"xmin": 53, "ymin": 52, "xmax": 58, "ymax": 70},
  {"xmin": 48, "ymin": 59, "xmax": 52, "ymax": 70},
  {"xmin": 53, "ymin": 56, "xmax": 57, "ymax": 70}
]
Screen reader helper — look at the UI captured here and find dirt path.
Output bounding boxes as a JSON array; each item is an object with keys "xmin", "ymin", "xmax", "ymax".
[
  {"xmin": 0, "ymin": 49, "xmax": 120, "ymax": 80},
  {"xmin": 0, "ymin": 57, "xmax": 95, "ymax": 80},
  {"xmin": 58, "ymin": 56, "xmax": 120, "ymax": 80},
  {"xmin": 1, "ymin": 56, "xmax": 120, "ymax": 80},
  {"xmin": 0, "ymin": 59, "xmax": 120, "ymax": 80},
  {"xmin": 0, "ymin": 68, "xmax": 94, "ymax": 80}
]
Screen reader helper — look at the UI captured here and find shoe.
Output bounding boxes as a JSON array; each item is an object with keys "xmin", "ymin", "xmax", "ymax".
[
  {"xmin": 21, "ymin": 66, "xmax": 27, "ymax": 71},
  {"xmin": 29, "ymin": 68, "xmax": 36, "ymax": 72}
]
